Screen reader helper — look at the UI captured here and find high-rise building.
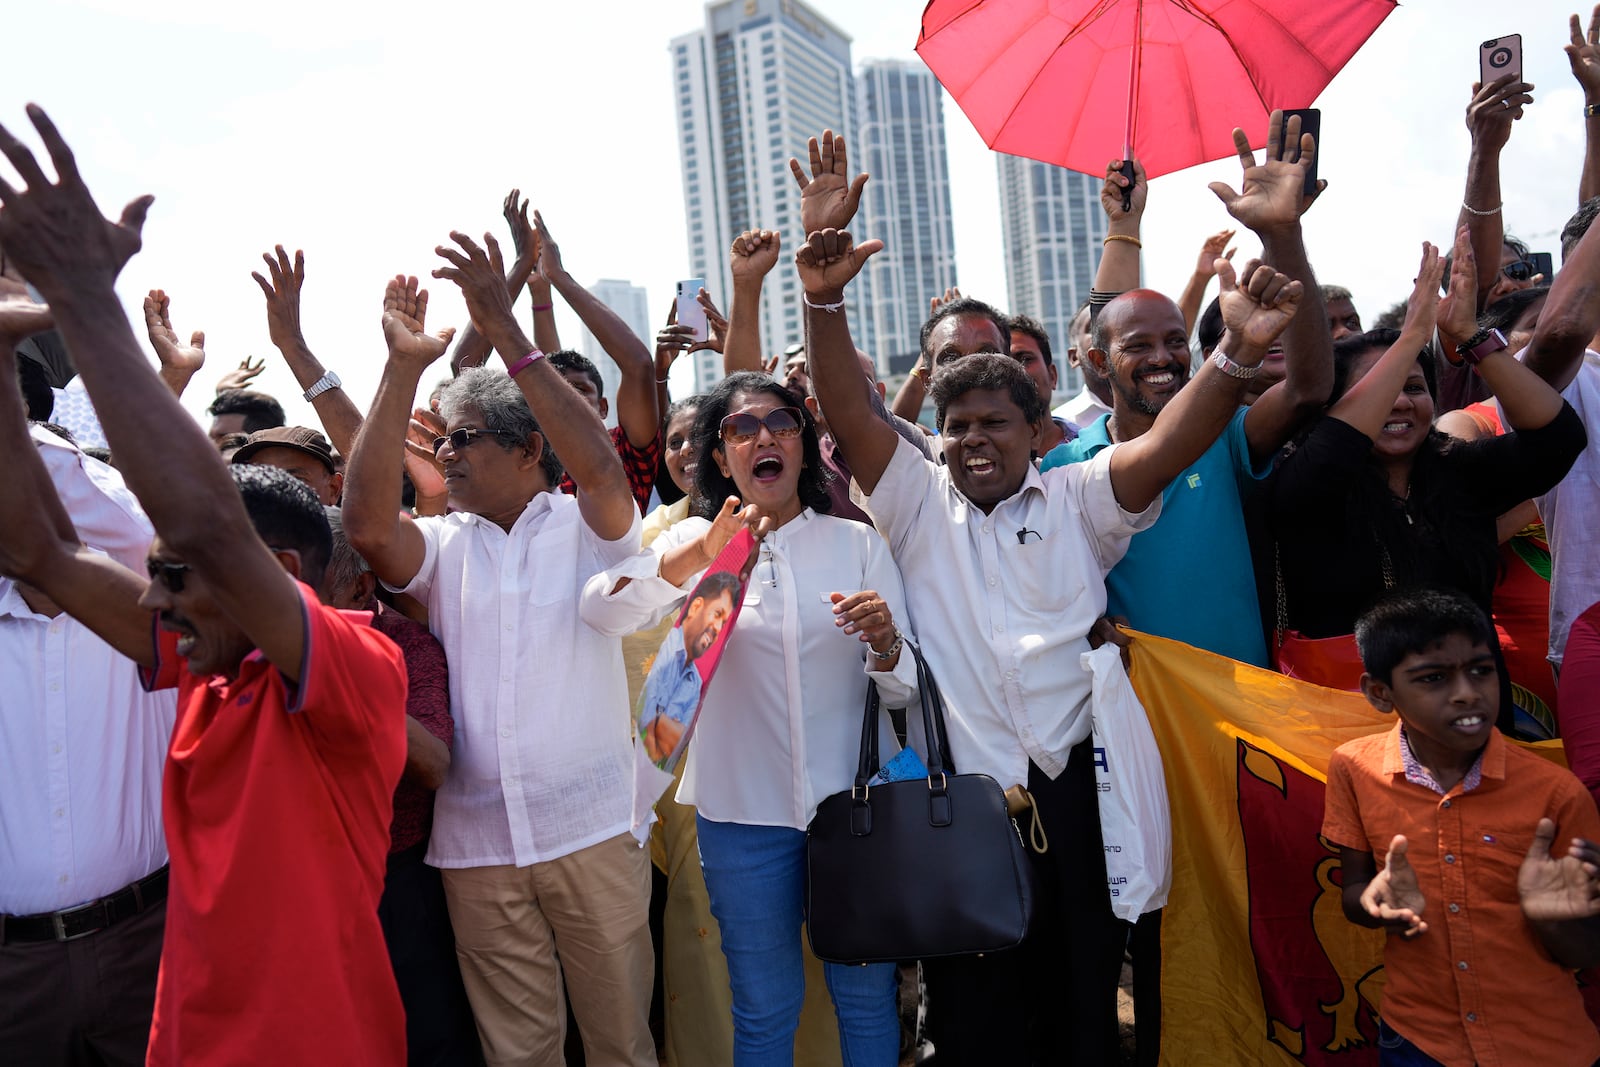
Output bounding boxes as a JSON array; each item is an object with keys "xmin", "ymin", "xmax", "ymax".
[
  {"xmin": 997, "ymin": 156, "xmax": 1123, "ymax": 395},
  {"xmin": 671, "ymin": 0, "xmax": 858, "ymax": 394},
  {"xmin": 855, "ymin": 58, "xmax": 958, "ymax": 374},
  {"xmin": 577, "ymin": 278, "xmax": 652, "ymax": 430}
]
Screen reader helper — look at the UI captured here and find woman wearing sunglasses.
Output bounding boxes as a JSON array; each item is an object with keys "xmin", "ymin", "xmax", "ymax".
[{"xmin": 583, "ymin": 371, "xmax": 916, "ymax": 1066}]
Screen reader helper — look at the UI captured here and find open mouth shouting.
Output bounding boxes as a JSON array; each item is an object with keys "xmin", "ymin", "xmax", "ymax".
[
  {"xmin": 751, "ymin": 450, "xmax": 785, "ymax": 484},
  {"xmin": 161, "ymin": 614, "xmax": 199, "ymax": 658}
]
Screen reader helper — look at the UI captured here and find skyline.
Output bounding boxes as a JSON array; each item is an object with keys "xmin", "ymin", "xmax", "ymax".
[{"xmin": 2, "ymin": 1, "xmax": 1585, "ymax": 431}]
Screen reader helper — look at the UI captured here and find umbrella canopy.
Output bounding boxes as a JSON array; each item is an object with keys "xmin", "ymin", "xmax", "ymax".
[{"xmin": 916, "ymin": 0, "xmax": 1396, "ymax": 179}]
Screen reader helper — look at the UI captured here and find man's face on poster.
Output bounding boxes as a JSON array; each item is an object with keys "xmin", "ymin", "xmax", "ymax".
[{"xmin": 681, "ymin": 589, "xmax": 735, "ymax": 661}]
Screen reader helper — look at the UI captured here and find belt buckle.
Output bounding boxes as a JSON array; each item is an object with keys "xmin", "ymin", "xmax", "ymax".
[{"xmin": 50, "ymin": 898, "xmax": 104, "ymax": 942}]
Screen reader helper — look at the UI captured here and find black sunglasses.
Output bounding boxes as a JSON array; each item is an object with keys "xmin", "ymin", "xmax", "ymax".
[
  {"xmin": 1501, "ymin": 260, "xmax": 1536, "ymax": 282},
  {"xmin": 432, "ymin": 427, "xmax": 520, "ymax": 455},
  {"xmin": 719, "ymin": 407, "xmax": 805, "ymax": 444},
  {"xmin": 146, "ymin": 558, "xmax": 191, "ymax": 593}
]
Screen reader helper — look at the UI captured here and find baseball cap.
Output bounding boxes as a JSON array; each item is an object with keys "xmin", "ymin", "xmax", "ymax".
[{"xmin": 230, "ymin": 425, "xmax": 336, "ymax": 473}]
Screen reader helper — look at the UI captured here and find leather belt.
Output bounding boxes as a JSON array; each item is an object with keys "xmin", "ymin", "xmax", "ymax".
[{"xmin": 1, "ymin": 866, "xmax": 169, "ymax": 944}]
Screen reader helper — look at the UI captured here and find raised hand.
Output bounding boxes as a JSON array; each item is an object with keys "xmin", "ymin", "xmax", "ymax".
[
  {"xmin": 532, "ymin": 211, "xmax": 564, "ymax": 284},
  {"xmin": 1208, "ymin": 114, "xmax": 1320, "ymax": 233},
  {"xmin": 503, "ymin": 188, "xmax": 539, "ymax": 265},
  {"xmin": 250, "ymin": 245, "xmax": 308, "ymax": 351},
  {"xmin": 433, "ymin": 232, "xmax": 518, "ymax": 339},
  {"xmin": 731, "ymin": 229, "xmax": 782, "ymax": 283},
  {"xmin": 1195, "ymin": 229, "xmax": 1237, "ymax": 276},
  {"xmin": 1520, "ymin": 818, "xmax": 1600, "ymax": 921},
  {"xmin": 404, "ymin": 406, "xmax": 449, "ymax": 504},
  {"xmin": 789, "ymin": 130, "xmax": 868, "ymax": 235},
  {"xmin": 697, "ymin": 290, "xmax": 728, "ymax": 354},
  {"xmin": 794, "ymin": 229, "xmax": 884, "ymax": 299},
  {"xmin": 929, "ymin": 286, "xmax": 962, "ymax": 316},
  {"xmin": 1360, "ymin": 835, "xmax": 1429, "ymax": 938},
  {"xmin": 1466, "ymin": 73, "xmax": 1536, "ymax": 154},
  {"xmin": 0, "ymin": 104, "xmax": 153, "ymax": 297},
  {"xmin": 382, "ymin": 275, "xmax": 456, "ymax": 369},
  {"xmin": 1100, "ymin": 156, "xmax": 1148, "ymax": 223},
  {"xmin": 1400, "ymin": 242, "xmax": 1447, "ymax": 339},
  {"xmin": 1570, "ymin": 7, "xmax": 1600, "ymax": 102},
  {"xmin": 214, "ymin": 355, "xmax": 265, "ymax": 394},
  {"xmin": 0, "ymin": 277, "xmax": 52, "ymax": 350},
  {"xmin": 1214, "ymin": 257, "xmax": 1304, "ymax": 351},
  {"xmin": 1437, "ymin": 226, "xmax": 1480, "ymax": 341},
  {"xmin": 142, "ymin": 289, "xmax": 206, "ymax": 377}
]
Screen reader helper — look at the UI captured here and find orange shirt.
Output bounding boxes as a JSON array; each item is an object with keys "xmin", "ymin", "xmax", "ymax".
[
  {"xmin": 1323, "ymin": 723, "xmax": 1600, "ymax": 1067},
  {"xmin": 141, "ymin": 583, "xmax": 408, "ymax": 1066}
]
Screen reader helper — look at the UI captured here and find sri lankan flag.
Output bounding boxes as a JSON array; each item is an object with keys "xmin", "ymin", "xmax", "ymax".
[{"xmin": 1125, "ymin": 632, "xmax": 1570, "ymax": 1066}]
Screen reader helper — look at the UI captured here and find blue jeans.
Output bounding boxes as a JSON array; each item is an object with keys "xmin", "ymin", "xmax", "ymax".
[
  {"xmin": 697, "ymin": 815, "xmax": 899, "ymax": 1066},
  {"xmin": 1377, "ymin": 1020, "xmax": 1445, "ymax": 1066}
]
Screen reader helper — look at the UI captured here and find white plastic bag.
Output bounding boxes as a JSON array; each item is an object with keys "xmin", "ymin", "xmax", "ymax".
[{"xmin": 1081, "ymin": 644, "xmax": 1172, "ymax": 921}]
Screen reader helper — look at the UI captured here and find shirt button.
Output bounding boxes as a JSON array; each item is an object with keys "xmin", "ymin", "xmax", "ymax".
[
  {"xmin": 1449, "ymin": 903, "xmax": 1460, "ymax": 913},
  {"xmin": 1444, "ymin": 854, "xmax": 1455, "ymax": 864},
  {"xmin": 987, "ymin": 576, "xmax": 997, "ymax": 587},
  {"xmin": 995, "ymin": 624, "xmax": 1005, "ymax": 634},
  {"xmin": 1441, "ymin": 799, "xmax": 1451, "ymax": 808},
  {"xmin": 1457, "ymin": 961, "xmax": 1468, "ymax": 971},
  {"xmin": 49, "ymin": 681, "xmax": 61, "ymax": 692},
  {"xmin": 53, "ymin": 808, "xmax": 63, "ymax": 818},
  {"xmin": 58, "ymin": 874, "xmax": 68, "ymax": 884},
  {"xmin": 504, "ymin": 623, "xmax": 513, "ymax": 632},
  {"xmin": 982, "ymin": 525, "xmax": 992, "ymax": 534},
  {"xmin": 1466, "ymin": 1012, "xmax": 1477, "ymax": 1023},
  {"xmin": 500, "ymin": 727, "xmax": 512, "ymax": 738}
]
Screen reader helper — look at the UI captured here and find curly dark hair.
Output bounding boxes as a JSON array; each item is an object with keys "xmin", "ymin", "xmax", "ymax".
[
  {"xmin": 928, "ymin": 352, "xmax": 1046, "ymax": 432},
  {"xmin": 689, "ymin": 372, "xmax": 832, "ymax": 520}
]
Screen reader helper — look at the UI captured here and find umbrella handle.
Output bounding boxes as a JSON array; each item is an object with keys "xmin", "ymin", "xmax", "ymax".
[{"xmin": 1118, "ymin": 160, "xmax": 1135, "ymax": 212}]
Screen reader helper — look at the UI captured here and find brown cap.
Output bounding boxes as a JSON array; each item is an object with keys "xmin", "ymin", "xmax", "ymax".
[{"xmin": 230, "ymin": 425, "xmax": 336, "ymax": 473}]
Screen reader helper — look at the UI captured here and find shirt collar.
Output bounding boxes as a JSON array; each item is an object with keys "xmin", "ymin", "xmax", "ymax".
[{"xmin": 1384, "ymin": 720, "xmax": 1504, "ymax": 794}]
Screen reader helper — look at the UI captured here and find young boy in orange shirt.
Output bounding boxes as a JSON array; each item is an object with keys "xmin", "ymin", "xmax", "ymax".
[{"xmin": 1323, "ymin": 588, "xmax": 1600, "ymax": 1067}]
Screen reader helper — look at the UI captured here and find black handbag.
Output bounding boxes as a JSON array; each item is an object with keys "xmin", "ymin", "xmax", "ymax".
[{"xmin": 804, "ymin": 642, "xmax": 1036, "ymax": 964}]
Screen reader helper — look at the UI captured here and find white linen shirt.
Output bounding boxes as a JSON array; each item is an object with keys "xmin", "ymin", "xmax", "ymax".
[
  {"xmin": 581, "ymin": 510, "xmax": 917, "ymax": 829},
  {"xmin": 861, "ymin": 436, "xmax": 1157, "ymax": 788},
  {"xmin": 0, "ymin": 428, "xmax": 174, "ymax": 914},
  {"xmin": 1528, "ymin": 350, "xmax": 1600, "ymax": 666},
  {"xmin": 392, "ymin": 491, "xmax": 641, "ymax": 867}
]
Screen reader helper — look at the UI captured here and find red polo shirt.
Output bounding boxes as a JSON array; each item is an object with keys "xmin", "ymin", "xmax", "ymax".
[{"xmin": 142, "ymin": 582, "xmax": 408, "ymax": 1066}]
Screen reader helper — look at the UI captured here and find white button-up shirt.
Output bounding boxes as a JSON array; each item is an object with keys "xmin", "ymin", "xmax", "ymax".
[
  {"xmin": 582, "ymin": 510, "xmax": 917, "ymax": 829},
  {"xmin": 862, "ymin": 437, "xmax": 1157, "ymax": 787},
  {"xmin": 393, "ymin": 491, "xmax": 641, "ymax": 867},
  {"xmin": 0, "ymin": 429, "xmax": 174, "ymax": 914}
]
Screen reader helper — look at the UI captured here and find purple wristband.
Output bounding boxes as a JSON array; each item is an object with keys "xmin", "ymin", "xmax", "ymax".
[
  {"xmin": 530, "ymin": 303, "xmax": 554, "ymax": 312},
  {"xmin": 507, "ymin": 349, "xmax": 546, "ymax": 378}
]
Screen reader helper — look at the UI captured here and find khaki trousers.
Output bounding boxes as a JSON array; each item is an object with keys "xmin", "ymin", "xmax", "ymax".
[{"xmin": 442, "ymin": 833, "xmax": 655, "ymax": 1067}]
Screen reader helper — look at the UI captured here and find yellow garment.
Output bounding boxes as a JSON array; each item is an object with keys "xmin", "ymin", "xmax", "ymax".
[
  {"xmin": 1126, "ymin": 632, "xmax": 1567, "ymax": 1066},
  {"xmin": 632, "ymin": 497, "xmax": 842, "ymax": 1066}
]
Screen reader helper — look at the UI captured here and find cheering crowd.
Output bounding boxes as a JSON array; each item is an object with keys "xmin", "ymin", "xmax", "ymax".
[{"xmin": 7, "ymin": 11, "xmax": 1600, "ymax": 1067}]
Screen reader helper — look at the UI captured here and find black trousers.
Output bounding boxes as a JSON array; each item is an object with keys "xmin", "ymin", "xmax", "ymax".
[
  {"xmin": 380, "ymin": 844, "xmax": 484, "ymax": 1067},
  {"xmin": 0, "ymin": 897, "xmax": 164, "ymax": 1066},
  {"xmin": 922, "ymin": 739, "xmax": 1129, "ymax": 1065}
]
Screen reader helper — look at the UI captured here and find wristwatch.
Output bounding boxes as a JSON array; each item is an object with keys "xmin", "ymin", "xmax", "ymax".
[
  {"xmin": 1451, "ymin": 328, "xmax": 1508, "ymax": 367},
  {"xmin": 870, "ymin": 630, "xmax": 904, "ymax": 661},
  {"xmin": 302, "ymin": 370, "xmax": 342, "ymax": 401},
  {"xmin": 1210, "ymin": 349, "xmax": 1261, "ymax": 380}
]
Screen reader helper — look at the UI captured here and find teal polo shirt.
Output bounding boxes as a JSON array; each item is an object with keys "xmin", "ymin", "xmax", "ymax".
[{"xmin": 1039, "ymin": 409, "xmax": 1270, "ymax": 666}]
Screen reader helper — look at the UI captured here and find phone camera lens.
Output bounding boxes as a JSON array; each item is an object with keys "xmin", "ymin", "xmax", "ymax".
[{"xmin": 1489, "ymin": 48, "xmax": 1511, "ymax": 69}]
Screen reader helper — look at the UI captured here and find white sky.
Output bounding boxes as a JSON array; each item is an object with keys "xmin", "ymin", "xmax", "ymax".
[{"xmin": 4, "ymin": 1, "xmax": 1585, "ymax": 429}]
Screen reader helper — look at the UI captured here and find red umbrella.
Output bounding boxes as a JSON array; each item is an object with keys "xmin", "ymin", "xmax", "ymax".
[{"xmin": 916, "ymin": 0, "xmax": 1396, "ymax": 180}]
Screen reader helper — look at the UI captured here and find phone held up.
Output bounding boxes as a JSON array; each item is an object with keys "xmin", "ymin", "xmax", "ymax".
[
  {"xmin": 676, "ymin": 278, "xmax": 707, "ymax": 344},
  {"xmin": 1479, "ymin": 34, "xmax": 1523, "ymax": 88},
  {"xmin": 1272, "ymin": 108, "xmax": 1321, "ymax": 199}
]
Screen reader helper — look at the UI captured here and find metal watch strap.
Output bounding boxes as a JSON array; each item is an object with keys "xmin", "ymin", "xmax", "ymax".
[
  {"xmin": 870, "ymin": 631, "xmax": 904, "ymax": 661},
  {"xmin": 302, "ymin": 370, "xmax": 341, "ymax": 401},
  {"xmin": 1210, "ymin": 349, "xmax": 1261, "ymax": 380}
]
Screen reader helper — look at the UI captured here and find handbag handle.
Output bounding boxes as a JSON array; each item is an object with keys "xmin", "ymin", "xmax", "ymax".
[{"xmin": 850, "ymin": 640, "xmax": 958, "ymax": 793}]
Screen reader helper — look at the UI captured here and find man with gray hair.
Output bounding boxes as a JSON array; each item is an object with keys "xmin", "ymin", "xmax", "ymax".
[{"xmin": 344, "ymin": 240, "xmax": 650, "ymax": 1066}]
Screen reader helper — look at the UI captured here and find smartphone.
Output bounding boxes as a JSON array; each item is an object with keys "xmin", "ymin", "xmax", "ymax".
[
  {"xmin": 1273, "ymin": 108, "xmax": 1320, "ymax": 198},
  {"xmin": 1479, "ymin": 34, "xmax": 1522, "ymax": 87},
  {"xmin": 676, "ymin": 278, "xmax": 707, "ymax": 343},
  {"xmin": 1528, "ymin": 251, "xmax": 1554, "ymax": 281}
]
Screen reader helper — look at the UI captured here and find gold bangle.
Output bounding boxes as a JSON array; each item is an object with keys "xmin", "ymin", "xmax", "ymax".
[{"xmin": 1103, "ymin": 234, "xmax": 1142, "ymax": 248}]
